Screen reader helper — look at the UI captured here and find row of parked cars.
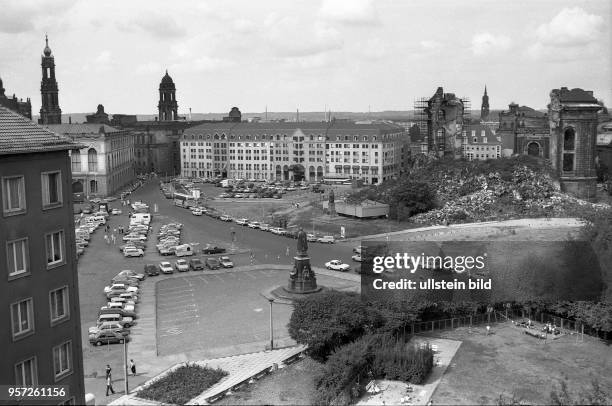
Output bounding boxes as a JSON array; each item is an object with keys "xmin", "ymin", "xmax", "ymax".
[
  {"xmin": 118, "ymin": 213, "xmax": 153, "ymax": 258},
  {"xmin": 88, "ymin": 269, "xmax": 145, "ymax": 346},
  {"xmin": 156, "ymin": 253, "xmax": 234, "ymax": 274},
  {"xmin": 233, "ymin": 218, "xmax": 336, "ymax": 244},
  {"xmin": 75, "ymin": 211, "xmax": 111, "ymax": 258}
]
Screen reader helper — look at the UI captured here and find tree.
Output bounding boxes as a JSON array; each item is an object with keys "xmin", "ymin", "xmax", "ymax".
[{"xmin": 391, "ymin": 179, "xmax": 436, "ymax": 219}]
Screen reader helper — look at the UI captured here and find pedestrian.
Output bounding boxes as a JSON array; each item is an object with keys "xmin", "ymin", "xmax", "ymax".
[
  {"xmin": 104, "ymin": 234, "xmax": 109, "ymax": 244},
  {"xmin": 130, "ymin": 359, "xmax": 136, "ymax": 376},
  {"xmin": 105, "ymin": 375, "xmax": 115, "ymax": 396},
  {"xmin": 105, "ymin": 364, "xmax": 112, "ymax": 378},
  {"xmin": 286, "ymin": 246, "xmax": 290, "ymax": 256},
  {"xmin": 113, "ymin": 228, "xmax": 117, "ymax": 235},
  {"xmin": 111, "ymin": 234, "xmax": 116, "ymax": 245}
]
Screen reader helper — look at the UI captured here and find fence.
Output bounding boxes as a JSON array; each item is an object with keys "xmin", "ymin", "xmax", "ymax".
[{"xmin": 406, "ymin": 313, "xmax": 493, "ymax": 336}]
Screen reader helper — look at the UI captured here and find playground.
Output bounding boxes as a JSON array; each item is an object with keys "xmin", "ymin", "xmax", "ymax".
[{"xmin": 429, "ymin": 321, "xmax": 612, "ymax": 405}]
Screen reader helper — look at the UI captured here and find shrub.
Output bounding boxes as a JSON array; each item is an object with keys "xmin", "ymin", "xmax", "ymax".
[
  {"xmin": 287, "ymin": 291, "xmax": 382, "ymax": 362},
  {"xmin": 137, "ymin": 363, "xmax": 227, "ymax": 405},
  {"xmin": 370, "ymin": 334, "xmax": 434, "ymax": 384}
]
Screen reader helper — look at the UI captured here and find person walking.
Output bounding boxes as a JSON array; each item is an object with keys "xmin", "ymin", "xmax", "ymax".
[
  {"xmin": 285, "ymin": 246, "xmax": 290, "ymax": 256},
  {"xmin": 105, "ymin": 364, "xmax": 112, "ymax": 378},
  {"xmin": 105, "ymin": 374, "xmax": 115, "ymax": 396},
  {"xmin": 129, "ymin": 359, "xmax": 136, "ymax": 376}
]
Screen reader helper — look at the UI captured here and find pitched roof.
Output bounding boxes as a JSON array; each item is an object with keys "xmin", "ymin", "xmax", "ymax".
[
  {"xmin": 463, "ymin": 123, "xmax": 501, "ymax": 145},
  {"xmin": 45, "ymin": 123, "xmax": 121, "ymax": 135},
  {"xmin": 0, "ymin": 106, "xmax": 80, "ymax": 155}
]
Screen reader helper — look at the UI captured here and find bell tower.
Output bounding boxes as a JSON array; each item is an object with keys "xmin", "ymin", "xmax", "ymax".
[
  {"xmin": 38, "ymin": 35, "xmax": 62, "ymax": 125},
  {"xmin": 158, "ymin": 70, "xmax": 178, "ymax": 121},
  {"xmin": 480, "ymin": 85, "xmax": 489, "ymax": 121}
]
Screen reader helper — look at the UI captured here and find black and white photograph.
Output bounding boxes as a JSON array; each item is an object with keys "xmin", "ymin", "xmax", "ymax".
[{"xmin": 0, "ymin": 0, "xmax": 611, "ymax": 405}]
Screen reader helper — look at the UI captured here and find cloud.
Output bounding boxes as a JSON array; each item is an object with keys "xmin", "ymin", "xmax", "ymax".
[
  {"xmin": 420, "ymin": 40, "xmax": 442, "ymax": 51},
  {"xmin": 527, "ymin": 7, "xmax": 605, "ymax": 60},
  {"xmin": 0, "ymin": 0, "xmax": 76, "ymax": 33},
  {"xmin": 319, "ymin": 0, "xmax": 380, "ymax": 26},
  {"xmin": 127, "ymin": 12, "xmax": 187, "ymax": 39},
  {"xmin": 264, "ymin": 15, "xmax": 343, "ymax": 58},
  {"xmin": 470, "ymin": 33, "xmax": 512, "ymax": 56}
]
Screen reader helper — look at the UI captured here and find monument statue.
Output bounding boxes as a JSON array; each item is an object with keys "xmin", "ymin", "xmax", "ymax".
[{"xmin": 297, "ymin": 227, "xmax": 308, "ymax": 256}]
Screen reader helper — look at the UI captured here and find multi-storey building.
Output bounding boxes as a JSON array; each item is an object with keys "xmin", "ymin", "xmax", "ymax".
[
  {"xmin": 0, "ymin": 76, "xmax": 32, "ymax": 119},
  {"xmin": 46, "ymin": 123, "xmax": 135, "ymax": 197},
  {"xmin": 461, "ymin": 123, "xmax": 502, "ymax": 161},
  {"xmin": 497, "ymin": 102, "xmax": 549, "ymax": 158},
  {"xmin": 180, "ymin": 119, "xmax": 406, "ymax": 185},
  {"xmin": 0, "ymin": 106, "xmax": 85, "ymax": 404}
]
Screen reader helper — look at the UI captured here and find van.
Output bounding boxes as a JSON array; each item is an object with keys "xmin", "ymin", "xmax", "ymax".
[{"xmin": 174, "ymin": 244, "xmax": 194, "ymax": 257}]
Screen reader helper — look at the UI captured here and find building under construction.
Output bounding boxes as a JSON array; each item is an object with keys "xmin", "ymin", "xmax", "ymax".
[{"xmin": 414, "ymin": 87, "xmax": 471, "ymax": 157}]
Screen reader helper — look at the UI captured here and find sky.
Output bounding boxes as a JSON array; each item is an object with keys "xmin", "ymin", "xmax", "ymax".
[{"xmin": 0, "ymin": 0, "xmax": 610, "ymax": 115}]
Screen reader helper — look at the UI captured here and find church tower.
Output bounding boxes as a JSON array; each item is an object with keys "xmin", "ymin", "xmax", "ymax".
[
  {"xmin": 480, "ymin": 85, "xmax": 489, "ymax": 121},
  {"xmin": 158, "ymin": 70, "xmax": 178, "ymax": 121},
  {"xmin": 38, "ymin": 35, "xmax": 62, "ymax": 125}
]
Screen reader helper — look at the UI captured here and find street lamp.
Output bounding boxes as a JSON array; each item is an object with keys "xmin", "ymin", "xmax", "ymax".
[{"xmin": 268, "ymin": 298, "xmax": 274, "ymax": 350}]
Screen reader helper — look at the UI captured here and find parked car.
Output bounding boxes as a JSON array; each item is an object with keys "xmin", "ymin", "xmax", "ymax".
[
  {"xmin": 270, "ymin": 227, "xmax": 286, "ymax": 235},
  {"xmin": 189, "ymin": 258, "xmax": 205, "ymax": 271},
  {"xmin": 123, "ymin": 247, "xmax": 144, "ymax": 258},
  {"xmin": 109, "ymin": 297, "xmax": 136, "ymax": 307},
  {"xmin": 111, "ymin": 208, "xmax": 122, "ymax": 215},
  {"xmin": 110, "ymin": 277, "xmax": 139, "ymax": 287},
  {"xmin": 123, "ymin": 234, "xmax": 147, "ymax": 242},
  {"xmin": 325, "ymin": 260, "xmax": 350, "ymax": 272},
  {"xmin": 104, "ymin": 283, "xmax": 138, "ymax": 295},
  {"xmin": 116, "ymin": 269, "xmax": 145, "ymax": 281},
  {"xmin": 99, "ymin": 306, "xmax": 137, "ymax": 319},
  {"xmin": 205, "ymin": 257, "xmax": 221, "ymax": 270},
  {"xmin": 247, "ymin": 221, "xmax": 260, "ymax": 229},
  {"xmin": 158, "ymin": 245, "xmax": 176, "ymax": 256},
  {"xmin": 259, "ymin": 223, "xmax": 270, "ymax": 231},
  {"xmin": 119, "ymin": 242, "xmax": 146, "ymax": 251},
  {"xmin": 191, "ymin": 208, "xmax": 203, "ymax": 216},
  {"xmin": 307, "ymin": 233, "xmax": 318, "ymax": 242},
  {"xmin": 175, "ymin": 259, "xmax": 189, "ymax": 272},
  {"xmin": 144, "ymin": 264, "xmax": 159, "ymax": 276},
  {"xmin": 351, "ymin": 254, "xmax": 362, "ymax": 262},
  {"xmin": 220, "ymin": 215, "xmax": 233, "ymax": 222},
  {"xmin": 235, "ymin": 218, "xmax": 249, "ymax": 226},
  {"xmin": 159, "ymin": 261, "xmax": 174, "ymax": 274},
  {"xmin": 219, "ymin": 256, "xmax": 234, "ymax": 268},
  {"xmin": 202, "ymin": 245, "xmax": 226, "ymax": 255},
  {"xmin": 89, "ymin": 330, "xmax": 130, "ymax": 346},
  {"xmin": 317, "ymin": 235, "xmax": 335, "ymax": 244}
]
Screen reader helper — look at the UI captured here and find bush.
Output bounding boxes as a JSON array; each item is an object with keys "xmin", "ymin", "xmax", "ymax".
[
  {"xmin": 370, "ymin": 334, "xmax": 434, "ymax": 384},
  {"xmin": 137, "ymin": 363, "xmax": 227, "ymax": 405},
  {"xmin": 287, "ymin": 291, "xmax": 382, "ymax": 362}
]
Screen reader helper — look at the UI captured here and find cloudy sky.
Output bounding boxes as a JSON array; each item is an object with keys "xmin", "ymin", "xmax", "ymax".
[{"xmin": 0, "ymin": 0, "xmax": 610, "ymax": 115}]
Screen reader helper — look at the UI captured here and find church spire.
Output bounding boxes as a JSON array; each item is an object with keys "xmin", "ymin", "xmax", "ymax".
[
  {"xmin": 480, "ymin": 85, "xmax": 490, "ymax": 122},
  {"xmin": 39, "ymin": 34, "xmax": 62, "ymax": 124}
]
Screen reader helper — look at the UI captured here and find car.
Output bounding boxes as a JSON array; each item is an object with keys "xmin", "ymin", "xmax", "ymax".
[
  {"xmin": 306, "ymin": 233, "xmax": 318, "ymax": 242},
  {"xmin": 259, "ymin": 223, "xmax": 270, "ymax": 231},
  {"xmin": 325, "ymin": 260, "xmax": 350, "ymax": 272},
  {"xmin": 220, "ymin": 215, "xmax": 233, "ymax": 222},
  {"xmin": 219, "ymin": 256, "xmax": 234, "ymax": 268},
  {"xmin": 175, "ymin": 259, "xmax": 189, "ymax": 272},
  {"xmin": 269, "ymin": 227, "xmax": 286, "ymax": 235},
  {"xmin": 158, "ymin": 245, "xmax": 176, "ymax": 256},
  {"xmin": 317, "ymin": 235, "xmax": 335, "ymax": 244},
  {"xmin": 119, "ymin": 292, "xmax": 138, "ymax": 303},
  {"xmin": 123, "ymin": 247, "xmax": 144, "ymax": 257},
  {"xmin": 144, "ymin": 264, "xmax": 159, "ymax": 276},
  {"xmin": 89, "ymin": 330, "xmax": 130, "ymax": 346},
  {"xmin": 235, "ymin": 218, "xmax": 249, "ymax": 225},
  {"xmin": 111, "ymin": 208, "xmax": 122, "ymax": 215},
  {"xmin": 104, "ymin": 283, "xmax": 138, "ymax": 295},
  {"xmin": 99, "ymin": 307, "xmax": 137, "ymax": 319},
  {"xmin": 159, "ymin": 261, "xmax": 174, "ymax": 274},
  {"xmin": 75, "ymin": 238, "xmax": 89, "ymax": 246},
  {"xmin": 202, "ymin": 245, "xmax": 226, "ymax": 255},
  {"xmin": 109, "ymin": 297, "xmax": 136, "ymax": 307},
  {"xmin": 189, "ymin": 258, "xmax": 205, "ymax": 271},
  {"xmin": 351, "ymin": 254, "xmax": 362, "ymax": 262},
  {"xmin": 205, "ymin": 257, "xmax": 221, "ymax": 270},
  {"xmin": 191, "ymin": 209, "xmax": 203, "ymax": 216},
  {"xmin": 110, "ymin": 277, "xmax": 140, "ymax": 287},
  {"xmin": 116, "ymin": 269, "xmax": 145, "ymax": 281},
  {"xmin": 123, "ymin": 234, "xmax": 147, "ymax": 242},
  {"xmin": 158, "ymin": 236, "xmax": 180, "ymax": 244},
  {"xmin": 247, "ymin": 221, "xmax": 260, "ymax": 229}
]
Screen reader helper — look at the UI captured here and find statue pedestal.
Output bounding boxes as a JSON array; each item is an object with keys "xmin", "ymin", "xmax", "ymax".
[{"xmin": 285, "ymin": 255, "xmax": 319, "ymax": 294}]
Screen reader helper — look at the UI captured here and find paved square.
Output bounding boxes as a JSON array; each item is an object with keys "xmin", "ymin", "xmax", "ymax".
[{"xmin": 156, "ymin": 269, "xmax": 357, "ymax": 356}]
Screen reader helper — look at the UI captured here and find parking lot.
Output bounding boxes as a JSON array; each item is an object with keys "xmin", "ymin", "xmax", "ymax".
[{"xmin": 155, "ymin": 269, "xmax": 357, "ymax": 356}]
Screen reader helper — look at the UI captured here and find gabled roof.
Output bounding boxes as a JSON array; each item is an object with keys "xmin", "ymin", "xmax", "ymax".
[
  {"xmin": 463, "ymin": 123, "xmax": 501, "ymax": 145},
  {"xmin": 45, "ymin": 123, "xmax": 122, "ymax": 135},
  {"xmin": 0, "ymin": 106, "xmax": 80, "ymax": 155}
]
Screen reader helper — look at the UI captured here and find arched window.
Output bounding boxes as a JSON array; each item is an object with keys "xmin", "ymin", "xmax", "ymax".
[
  {"xmin": 71, "ymin": 149, "xmax": 81, "ymax": 172},
  {"xmin": 88, "ymin": 148, "xmax": 98, "ymax": 172}
]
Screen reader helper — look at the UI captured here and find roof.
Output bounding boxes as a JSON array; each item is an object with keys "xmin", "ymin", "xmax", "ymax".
[
  {"xmin": 184, "ymin": 120, "xmax": 404, "ymax": 135},
  {"xmin": 0, "ymin": 106, "xmax": 80, "ymax": 155},
  {"xmin": 463, "ymin": 123, "xmax": 501, "ymax": 145},
  {"xmin": 45, "ymin": 123, "xmax": 122, "ymax": 135},
  {"xmin": 556, "ymin": 87, "xmax": 597, "ymax": 103}
]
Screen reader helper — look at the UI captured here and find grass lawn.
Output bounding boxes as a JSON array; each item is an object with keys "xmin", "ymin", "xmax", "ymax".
[
  {"xmin": 430, "ymin": 323, "xmax": 612, "ymax": 405},
  {"xmin": 216, "ymin": 357, "xmax": 324, "ymax": 405}
]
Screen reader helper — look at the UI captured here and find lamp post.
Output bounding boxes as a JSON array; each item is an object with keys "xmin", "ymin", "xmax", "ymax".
[
  {"xmin": 123, "ymin": 338, "xmax": 129, "ymax": 395},
  {"xmin": 268, "ymin": 298, "xmax": 274, "ymax": 350}
]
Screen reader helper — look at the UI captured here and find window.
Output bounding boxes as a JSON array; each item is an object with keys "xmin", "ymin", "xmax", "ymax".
[
  {"xmin": 2, "ymin": 175, "xmax": 26, "ymax": 215},
  {"xmin": 87, "ymin": 149, "xmax": 98, "ymax": 172},
  {"xmin": 7, "ymin": 238, "xmax": 29, "ymax": 277},
  {"xmin": 15, "ymin": 357, "xmax": 37, "ymax": 386},
  {"xmin": 52, "ymin": 341, "xmax": 72, "ymax": 380},
  {"xmin": 45, "ymin": 230, "xmax": 64, "ymax": 267},
  {"xmin": 563, "ymin": 128, "xmax": 575, "ymax": 172},
  {"xmin": 11, "ymin": 298, "xmax": 34, "ymax": 338},
  {"xmin": 42, "ymin": 171, "xmax": 62, "ymax": 207},
  {"xmin": 70, "ymin": 150, "xmax": 81, "ymax": 172},
  {"xmin": 50, "ymin": 286, "xmax": 69, "ymax": 323}
]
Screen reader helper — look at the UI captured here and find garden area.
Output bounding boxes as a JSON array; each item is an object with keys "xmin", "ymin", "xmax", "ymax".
[{"xmin": 136, "ymin": 363, "xmax": 227, "ymax": 405}]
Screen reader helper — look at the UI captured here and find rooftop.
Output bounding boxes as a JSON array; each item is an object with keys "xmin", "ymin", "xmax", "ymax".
[
  {"xmin": 0, "ymin": 106, "xmax": 80, "ymax": 155},
  {"xmin": 184, "ymin": 120, "xmax": 404, "ymax": 135},
  {"xmin": 45, "ymin": 123, "xmax": 122, "ymax": 135}
]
